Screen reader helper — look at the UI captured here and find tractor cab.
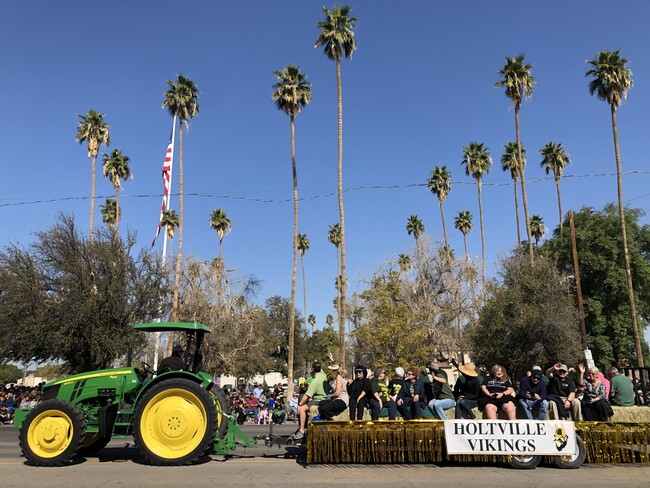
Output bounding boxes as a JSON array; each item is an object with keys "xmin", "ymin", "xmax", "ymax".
[{"xmin": 133, "ymin": 321, "xmax": 210, "ymax": 376}]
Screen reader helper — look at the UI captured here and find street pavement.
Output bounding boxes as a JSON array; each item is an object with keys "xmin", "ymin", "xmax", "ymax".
[{"xmin": 2, "ymin": 422, "xmax": 650, "ymax": 487}]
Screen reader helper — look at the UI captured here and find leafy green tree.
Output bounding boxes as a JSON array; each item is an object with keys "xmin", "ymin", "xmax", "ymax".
[
  {"xmin": 0, "ymin": 364, "xmax": 22, "ymax": 385},
  {"xmin": 586, "ymin": 50, "xmax": 643, "ymax": 366},
  {"xmin": 462, "ymin": 142, "xmax": 492, "ymax": 291},
  {"xmin": 541, "ymin": 205, "xmax": 650, "ymax": 366},
  {"xmin": 468, "ymin": 251, "xmax": 582, "ymax": 377},
  {"xmin": 209, "ymin": 208, "xmax": 232, "ymax": 262},
  {"xmin": 163, "ymin": 74, "xmax": 199, "ymax": 352},
  {"xmin": 496, "ymin": 54, "xmax": 535, "ymax": 257},
  {"xmin": 315, "ymin": 5, "xmax": 357, "ymax": 369},
  {"xmin": 272, "ymin": 65, "xmax": 312, "ymax": 392},
  {"xmin": 100, "ymin": 198, "xmax": 120, "ymax": 232},
  {"xmin": 75, "ymin": 109, "xmax": 110, "ymax": 242},
  {"xmin": 529, "ymin": 215, "xmax": 546, "ymax": 247},
  {"xmin": 427, "ymin": 166, "xmax": 452, "ymax": 247},
  {"xmin": 539, "ymin": 142, "xmax": 570, "ymax": 233},
  {"xmin": 501, "ymin": 141, "xmax": 525, "ymax": 244},
  {"xmin": 264, "ymin": 296, "xmax": 308, "ymax": 376},
  {"xmin": 454, "ymin": 210, "xmax": 473, "ymax": 261},
  {"xmin": 306, "ymin": 326, "xmax": 339, "ymax": 366},
  {"xmin": 0, "ymin": 214, "xmax": 169, "ymax": 373},
  {"xmin": 102, "ymin": 149, "xmax": 131, "ymax": 234}
]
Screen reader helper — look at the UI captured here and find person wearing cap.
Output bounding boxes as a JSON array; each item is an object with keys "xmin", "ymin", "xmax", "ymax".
[
  {"xmin": 318, "ymin": 364, "xmax": 349, "ymax": 420},
  {"xmin": 531, "ymin": 365, "xmax": 549, "ymax": 386},
  {"xmin": 348, "ymin": 365, "xmax": 370, "ymax": 420},
  {"xmin": 518, "ymin": 369, "xmax": 548, "ymax": 420},
  {"xmin": 546, "ymin": 362, "xmax": 581, "ymax": 420},
  {"xmin": 157, "ymin": 344, "xmax": 185, "ymax": 373},
  {"xmin": 292, "ymin": 362, "xmax": 328, "ymax": 440},
  {"xmin": 453, "ymin": 363, "xmax": 482, "ymax": 419}
]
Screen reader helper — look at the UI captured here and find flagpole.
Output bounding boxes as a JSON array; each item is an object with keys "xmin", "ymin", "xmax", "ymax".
[{"xmin": 153, "ymin": 115, "xmax": 177, "ymax": 372}]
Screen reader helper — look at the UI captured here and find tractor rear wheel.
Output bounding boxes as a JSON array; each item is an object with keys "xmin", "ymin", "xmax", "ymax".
[
  {"xmin": 134, "ymin": 378, "xmax": 217, "ymax": 466},
  {"xmin": 209, "ymin": 384, "xmax": 231, "ymax": 438},
  {"xmin": 19, "ymin": 399, "xmax": 86, "ymax": 466}
]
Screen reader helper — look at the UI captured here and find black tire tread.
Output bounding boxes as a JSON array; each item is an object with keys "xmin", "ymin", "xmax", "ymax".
[
  {"xmin": 209, "ymin": 384, "xmax": 231, "ymax": 439},
  {"xmin": 133, "ymin": 378, "xmax": 217, "ymax": 466},
  {"xmin": 19, "ymin": 399, "xmax": 86, "ymax": 467}
]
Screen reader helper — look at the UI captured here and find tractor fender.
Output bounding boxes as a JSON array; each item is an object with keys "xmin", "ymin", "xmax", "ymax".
[{"xmin": 133, "ymin": 371, "xmax": 213, "ymax": 407}]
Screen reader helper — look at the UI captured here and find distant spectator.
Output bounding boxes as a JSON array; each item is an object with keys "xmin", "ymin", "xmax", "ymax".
[
  {"xmin": 244, "ymin": 393, "xmax": 259, "ymax": 421},
  {"xmin": 606, "ymin": 367, "xmax": 635, "ymax": 407}
]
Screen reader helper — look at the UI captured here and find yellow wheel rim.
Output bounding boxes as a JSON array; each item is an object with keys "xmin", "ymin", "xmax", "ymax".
[
  {"xmin": 140, "ymin": 387, "xmax": 208, "ymax": 459},
  {"xmin": 213, "ymin": 397, "xmax": 223, "ymax": 432},
  {"xmin": 27, "ymin": 409, "xmax": 75, "ymax": 458}
]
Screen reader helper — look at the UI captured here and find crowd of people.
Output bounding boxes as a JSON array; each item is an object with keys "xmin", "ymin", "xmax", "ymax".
[
  {"xmin": 0, "ymin": 384, "xmax": 43, "ymax": 424},
  {"xmin": 283, "ymin": 357, "xmax": 646, "ymax": 439}
]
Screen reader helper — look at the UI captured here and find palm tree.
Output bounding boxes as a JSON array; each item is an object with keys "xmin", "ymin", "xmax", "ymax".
[
  {"xmin": 539, "ymin": 142, "xmax": 571, "ymax": 232},
  {"xmin": 75, "ymin": 109, "xmax": 110, "ymax": 242},
  {"xmin": 297, "ymin": 233, "xmax": 311, "ymax": 339},
  {"xmin": 454, "ymin": 210, "xmax": 473, "ymax": 262},
  {"xmin": 427, "ymin": 166, "xmax": 452, "ymax": 247},
  {"xmin": 272, "ymin": 64, "xmax": 312, "ymax": 393},
  {"xmin": 496, "ymin": 55, "xmax": 535, "ymax": 258},
  {"xmin": 325, "ymin": 314, "xmax": 334, "ymax": 327},
  {"xmin": 397, "ymin": 253, "xmax": 411, "ymax": 273},
  {"xmin": 160, "ymin": 209, "xmax": 178, "ymax": 259},
  {"xmin": 163, "ymin": 74, "xmax": 199, "ymax": 338},
  {"xmin": 209, "ymin": 208, "xmax": 232, "ymax": 262},
  {"xmin": 529, "ymin": 215, "xmax": 546, "ymax": 247},
  {"xmin": 586, "ymin": 50, "xmax": 643, "ymax": 366},
  {"xmin": 102, "ymin": 149, "xmax": 131, "ymax": 235},
  {"xmin": 462, "ymin": 142, "xmax": 492, "ymax": 291},
  {"xmin": 328, "ymin": 223, "xmax": 342, "ymax": 328},
  {"xmin": 315, "ymin": 5, "xmax": 357, "ymax": 368},
  {"xmin": 308, "ymin": 314, "xmax": 316, "ymax": 335},
  {"xmin": 501, "ymin": 141, "xmax": 526, "ymax": 244},
  {"xmin": 100, "ymin": 198, "xmax": 119, "ymax": 232}
]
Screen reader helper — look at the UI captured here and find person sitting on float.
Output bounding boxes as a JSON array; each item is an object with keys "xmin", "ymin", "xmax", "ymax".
[{"xmin": 478, "ymin": 364, "xmax": 516, "ymax": 420}]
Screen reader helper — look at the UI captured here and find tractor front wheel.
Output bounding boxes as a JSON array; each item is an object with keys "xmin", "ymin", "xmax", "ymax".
[
  {"xmin": 19, "ymin": 399, "xmax": 86, "ymax": 466},
  {"xmin": 134, "ymin": 378, "xmax": 217, "ymax": 466}
]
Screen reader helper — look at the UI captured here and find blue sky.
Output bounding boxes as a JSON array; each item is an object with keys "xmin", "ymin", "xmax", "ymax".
[{"xmin": 3, "ymin": 1, "xmax": 650, "ymax": 344}]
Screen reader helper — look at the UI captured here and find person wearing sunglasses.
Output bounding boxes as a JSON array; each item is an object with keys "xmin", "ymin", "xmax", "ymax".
[{"xmin": 546, "ymin": 362, "xmax": 582, "ymax": 420}]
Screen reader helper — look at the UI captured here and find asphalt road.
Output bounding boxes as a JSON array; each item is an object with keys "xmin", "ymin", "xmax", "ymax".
[{"xmin": 2, "ymin": 423, "xmax": 650, "ymax": 487}]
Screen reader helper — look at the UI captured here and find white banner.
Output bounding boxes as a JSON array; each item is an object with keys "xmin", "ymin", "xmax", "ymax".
[{"xmin": 444, "ymin": 420, "xmax": 577, "ymax": 456}]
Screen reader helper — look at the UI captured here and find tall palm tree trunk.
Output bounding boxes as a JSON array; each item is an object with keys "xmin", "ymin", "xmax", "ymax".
[
  {"xmin": 219, "ymin": 239, "xmax": 223, "ymax": 261},
  {"xmin": 611, "ymin": 107, "xmax": 644, "ymax": 366},
  {"xmin": 336, "ymin": 57, "xmax": 348, "ymax": 368},
  {"xmin": 301, "ymin": 254, "xmax": 308, "ymax": 339},
  {"xmin": 513, "ymin": 177, "xmax": 521, "ymax": 244},
  {"xmin": 477, "ymin": 181, "xmax": 486, "ymax": 293},
  {"xmin": 115, "ymin": 189, "xmax": 120, "ymax": 236},
  {"xmin": 90, "ymin": 155, "xmax": 96, "ymax": 242},
  {"xmin": 288, "ymin": 115, "xmax": 298, "ymax": 394},
  {"xmin": 515, "ymin": 109, "xmax": 533, "ymax": 258},
  {"xmin": 170, "ymin": 124, "xmax": 183, "ymax": 356},
  {"xmin": 555, "ymin": 177, "xmax": 564, "ymax": 233},
  {"xmin": 463, "ymin": 235, "xmax": 469, "ymax": 262},
  {"xmin": 439, "ymin": 201, "xmax": 448, "ymax": 248}
]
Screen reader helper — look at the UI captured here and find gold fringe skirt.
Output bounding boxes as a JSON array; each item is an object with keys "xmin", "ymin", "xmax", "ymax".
[{"xmin": 306, "ymin": 420, "xmax": 650, "ymax": 464}]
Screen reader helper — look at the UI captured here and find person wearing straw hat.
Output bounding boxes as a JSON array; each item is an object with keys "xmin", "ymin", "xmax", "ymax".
[{"xmin": 453, "ymin": 362, "xmax": 482, "ymax": 419}]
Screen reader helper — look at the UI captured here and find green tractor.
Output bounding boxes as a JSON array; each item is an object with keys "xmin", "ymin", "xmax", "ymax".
[{"xmin": 14, "ymin": 322, "xmax": 250, "ymax": 466}]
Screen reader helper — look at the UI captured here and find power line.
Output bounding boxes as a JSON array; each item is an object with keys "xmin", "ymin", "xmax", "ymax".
[{"xmin": 1, "ymin": 170, "xmax": 649, "ymax": 209}]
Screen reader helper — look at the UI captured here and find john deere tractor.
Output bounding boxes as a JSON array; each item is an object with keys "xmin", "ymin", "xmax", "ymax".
[{"xmin": 14, "ymin": 322, "xmax": 246, "ymax": 466}]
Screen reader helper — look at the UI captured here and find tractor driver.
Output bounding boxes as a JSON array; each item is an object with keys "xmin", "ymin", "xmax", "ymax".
[{"xmin": 158, "ymin": 345, "xmax": 185, "ymax": 373}]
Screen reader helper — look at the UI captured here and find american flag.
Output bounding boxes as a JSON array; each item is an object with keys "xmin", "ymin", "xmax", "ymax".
[{"xmin": 151, "ymin": 126, "xmax": 175, "ymax": 248}]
